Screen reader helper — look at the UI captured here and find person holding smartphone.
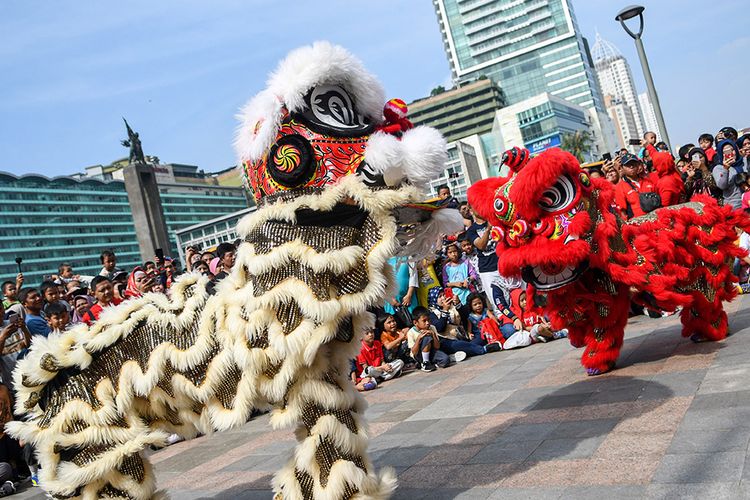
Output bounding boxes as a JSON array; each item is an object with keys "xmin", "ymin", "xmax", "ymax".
[
  {"xmin": 684, "ymin": 148, "xmax": 721, "ymax": 201},
  {"xmin": 0, "ymin": 300, "xmax": 31, "ymax": 386},
  {"xmin": 712, "ymin": 139, "xmax": 746, "ymax": 209}
]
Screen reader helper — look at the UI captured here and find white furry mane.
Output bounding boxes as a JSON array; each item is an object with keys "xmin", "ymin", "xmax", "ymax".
[{"xmin": 234, "ymin": 41, "xmax": 386, "ymax": 165}]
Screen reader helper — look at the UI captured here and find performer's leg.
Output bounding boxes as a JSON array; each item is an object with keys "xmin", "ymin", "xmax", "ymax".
[
  {"xmin": 271, "ymin": 341, "xmax": 396, "ymax": 500},
  {"xmin": 579, "ymin": 295, "xmax": 630, "ymax": 376},
  {"xmin": 681, "ymin": 288, "xmax": 729, "ymax": 342}
]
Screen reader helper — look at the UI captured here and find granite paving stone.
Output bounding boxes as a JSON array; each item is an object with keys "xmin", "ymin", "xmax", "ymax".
[
  {"xmin": 526, "ymin": 435, "xmax": 607, "ymax": 461},
  {"xmin": 651, "ymin": 451, "xmax": 746, "ymax": 483},
  {"xmin": 666, "ymin": 428, "xmax": 750, "ymax": 454},
  {"xmin": 14, "ymin": 294, "xmax": 750, "ymax": 499}
]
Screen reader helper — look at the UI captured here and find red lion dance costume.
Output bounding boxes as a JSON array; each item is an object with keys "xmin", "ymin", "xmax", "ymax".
[{"xmin": 468, "ymin": 147, "xmax": 750, "ymax": 375}]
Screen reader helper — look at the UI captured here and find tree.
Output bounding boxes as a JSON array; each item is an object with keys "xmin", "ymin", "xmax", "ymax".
[
  {"xmin": 430, "ymin": 85, "xmax": 446, "ymax": 96},
  {"xmin": 560, "ymin": 130, "xmax": 593, "ymax": 163}
]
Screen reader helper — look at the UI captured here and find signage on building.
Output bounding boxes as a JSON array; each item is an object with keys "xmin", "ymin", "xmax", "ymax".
[
  {"xmin": 152, "ymin": 164, "xmax": 176, "ymax": 184},
  {"xmin": 525, "ymin": 134, "xmax": 561, "ymax": 155}
]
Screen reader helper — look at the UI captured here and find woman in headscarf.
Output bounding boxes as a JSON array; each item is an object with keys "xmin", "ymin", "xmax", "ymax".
[
  {"xmin": 712, "ymin": 139, "xmax": 746, "ymax": 209},
  {"xmin": 684, "ymin": 147, "xmax": 721, "ymax": 202},
  {"xmin": 70, "ymin": 294, "xmax": 93, "ymax": 325},
  {"xmin": 125, "ymin": 267, "xmax": 153, "ymax": 299}
]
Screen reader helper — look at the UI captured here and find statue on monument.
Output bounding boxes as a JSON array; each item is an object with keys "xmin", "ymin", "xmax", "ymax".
[{"xmin": 121, "ymin": 118, "xmax": 146, "ymax": 164}]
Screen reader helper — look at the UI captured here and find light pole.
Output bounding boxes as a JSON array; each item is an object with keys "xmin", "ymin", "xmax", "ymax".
[{"xmin": 615, "ymin": 5, "xmax": 671, "ymax": 148}]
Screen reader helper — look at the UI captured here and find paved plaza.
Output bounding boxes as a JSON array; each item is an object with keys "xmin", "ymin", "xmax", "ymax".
[{"xmin": 17, "ymin": 294, "xmax": 750, "ymax": 499}]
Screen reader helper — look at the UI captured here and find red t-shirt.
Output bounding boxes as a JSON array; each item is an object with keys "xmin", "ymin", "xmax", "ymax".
[
  {"xmin": 356, "ymin": 340, "xmax": 385, "ymax": 374},
  {"xmin": 82, "ymin": 298, "xmax": 122, "ymax": 326},
  {"xmin": 614, "ymin": 176, "xmax": 657, "ymax": 219}
]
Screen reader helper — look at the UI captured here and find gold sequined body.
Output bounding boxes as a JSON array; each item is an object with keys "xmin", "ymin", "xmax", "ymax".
[{"xmin": 8, "ymin": 180, "xmax": 411, "ymax": 500}]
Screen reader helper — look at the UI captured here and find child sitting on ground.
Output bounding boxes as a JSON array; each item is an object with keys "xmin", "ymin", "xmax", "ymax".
[
  {"xmin": 407, "ymin": 307, "xmax": 451, "ymax": 372},
  {"xmin": 427, "ymin": 288, "xmax": 498, "ymax": 357},
  {"xmin": 377, "ymin": 314, "xmax": 411, "ymax": 364},
  {"xmin": 511, "ymin": 289, "xmax": 567, "ymax": 341},
  {"xmin": 356, "ymin": 327, "xmax": 404, "ymax": 383},
  {"xmin": 467, "ymin": 292, "xmax": 533, "ymax": 350}
]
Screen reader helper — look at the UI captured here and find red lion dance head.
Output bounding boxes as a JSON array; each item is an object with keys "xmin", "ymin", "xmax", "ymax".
[{"xmin": 469, "ymin": 146, "xmax": 750, "ymax": 376}]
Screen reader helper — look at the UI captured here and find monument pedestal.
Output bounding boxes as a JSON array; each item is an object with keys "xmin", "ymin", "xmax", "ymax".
[{"xmin": 123, "ymin": 162, "xmax": 171, "ymax": 263}]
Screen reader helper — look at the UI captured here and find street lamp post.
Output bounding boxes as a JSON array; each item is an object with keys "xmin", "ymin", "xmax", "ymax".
[{"xmin": 615, "ymin": 5, "xmax": 671, "ymax": 148}]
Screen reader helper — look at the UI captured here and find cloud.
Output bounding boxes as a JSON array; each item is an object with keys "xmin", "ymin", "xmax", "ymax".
[{"xmin": 717, "ymin": 36, "xmax": 750, "ymax": 55}]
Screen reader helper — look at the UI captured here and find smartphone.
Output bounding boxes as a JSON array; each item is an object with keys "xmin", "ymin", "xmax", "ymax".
[
  {"xmin": 444, "ymin": 288, "xmax": 454, "ymax": 300},
  {"xmin": 602, "ymin": 152, "xmax": 612, "ymax": 161},
  {"xmin": 6, "ymin": 312, "xmax": 19, "ymax": 324},
  {"xmin": 155, "ymin": 248, "xmax": 164, "ymax": 264},
  {"xmin": 628, "ymin": 138, "xmax": 642, "ymax": 145}
]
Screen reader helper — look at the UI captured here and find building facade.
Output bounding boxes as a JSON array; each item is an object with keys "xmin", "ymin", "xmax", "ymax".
[
  {"xmin": 426, "ymin": 140, "xmax": 483, "ymax": 200},
  {"xmin": 492, "ymin": 92, "xmax": 609, "ymax": 164},
  {"xmin": 173, "ymin": 207, "xmax": 256, "ymax": 265},
  {"xmin": 0, "ymin": 165, "xmax": 250, "ymax": 286},
  {"xmin": 433, "ymin": 0, "xmax": 605, "ymax": 112},
  {"xmin": 591, "ymin": 33, "xmax": 645, "ymax": 140},
  {"xmin": 604, "ymin": 94, "xmax": 640, "ymax": 150},
  {"xmin": 639, "ymin": 91, "xmax": 664, "ymax": 142},
  {"xmin": 431, "ymin": 0, "xmax": 618, "ymax": 161},
  {"xmin": 409, "ymin": 78, "xmax": 505, "ymax": 176}
]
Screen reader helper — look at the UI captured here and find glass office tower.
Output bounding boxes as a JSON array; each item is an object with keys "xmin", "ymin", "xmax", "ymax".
[{"xmin": 433, "ymin": 0, "xmax": 604, "ymax": 112}]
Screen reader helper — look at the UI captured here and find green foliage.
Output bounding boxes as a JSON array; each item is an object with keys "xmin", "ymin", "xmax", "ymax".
[
  {"xmin": 430, "ymin": 85, "xmax": 446, "ymax": 96},
  {"xmin": 560, "ymin": 131, "xmax": 593, "ymax": 163}
]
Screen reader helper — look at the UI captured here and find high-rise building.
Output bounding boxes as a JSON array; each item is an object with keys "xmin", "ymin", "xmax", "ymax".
[
  {"xmin": 639, "ymin": 91, "xmax": 664, "ymax": 141},
  {"xmin": 426, "ymin": 140, "xmax": 482, "ymax": 200},
  {"xmin": 433, "ymin": 0, "xmax": 605, "ymax": 112},
  {"xmin": 591, "ymin": 33, "xmax": 645, "ymax": 139},
  {"xmin": 0, "ymin": 163, "xmax": 250, "ymax": 285},
  {"xmin": 604, "ymin": 95, "xmax": 639, "ymax": 149}
]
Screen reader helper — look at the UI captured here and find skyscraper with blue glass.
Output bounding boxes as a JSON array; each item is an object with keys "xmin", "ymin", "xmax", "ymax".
[{"xmin": 433, "ymin": 0, "xmax": 604, "ymax": 112}]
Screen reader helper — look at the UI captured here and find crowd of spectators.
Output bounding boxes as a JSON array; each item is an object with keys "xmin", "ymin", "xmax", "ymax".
[{"xmin": 0, "ymin": 241, "xmax": 241, "ymax": 492}]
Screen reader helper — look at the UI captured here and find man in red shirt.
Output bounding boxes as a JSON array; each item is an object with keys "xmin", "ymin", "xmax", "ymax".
[
  {"xmin": 82, "ymin": 276, "xmax": 122, "ymax": 326},
  {"xmin": 355, "ymin": 328, "xmax": 404, "ymax": 382},
  {"xmin": 614, "ymin": 153, "xmax": 658, "ymax": 220}
]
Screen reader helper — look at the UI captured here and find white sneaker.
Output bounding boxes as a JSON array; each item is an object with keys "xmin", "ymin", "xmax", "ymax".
[
  {"xmin": 166, "ymin": 433, "xmax": 184, "ymax": 445},
  {"xmin": 449, "ymin": 351, "xmax": 467, "ymax": 363}
]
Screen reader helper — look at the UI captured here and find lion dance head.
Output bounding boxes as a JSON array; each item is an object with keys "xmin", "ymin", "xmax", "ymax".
[
  {"xmin": 234, "ymin": 41, "xmax": 460, "ymax": 258},
  {"xmin": 468, "ymin": 147, "xmax": 608, "ymax": 291}
]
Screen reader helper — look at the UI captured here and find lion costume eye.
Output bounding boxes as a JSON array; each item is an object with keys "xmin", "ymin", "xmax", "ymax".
[
  {"xmin": 539, "ymin": 174, "xmax": 577, "ymax": 213},
  {"xmin": 494, "ymin": 197, "xmax": 508, "ymax": 216}
]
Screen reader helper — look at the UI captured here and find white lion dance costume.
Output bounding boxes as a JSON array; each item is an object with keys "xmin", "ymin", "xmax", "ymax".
[{"xmin": 8, "ymin": 43, "xmax": 459, "ymax": 500}]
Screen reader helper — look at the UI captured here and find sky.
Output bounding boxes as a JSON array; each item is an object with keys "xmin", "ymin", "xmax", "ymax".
[{"xmin": 1, "ymin": 0, "xmax": 748, "ymax": 178}]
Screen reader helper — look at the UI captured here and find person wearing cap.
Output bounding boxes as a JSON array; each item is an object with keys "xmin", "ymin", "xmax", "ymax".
[
  {"xmin": 614, "ymin": 153, "xmax": 658, "ymax": 220},
  {"xmin": 716, "ymin": 126, "xmax": 738, "ymax": 144}
]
